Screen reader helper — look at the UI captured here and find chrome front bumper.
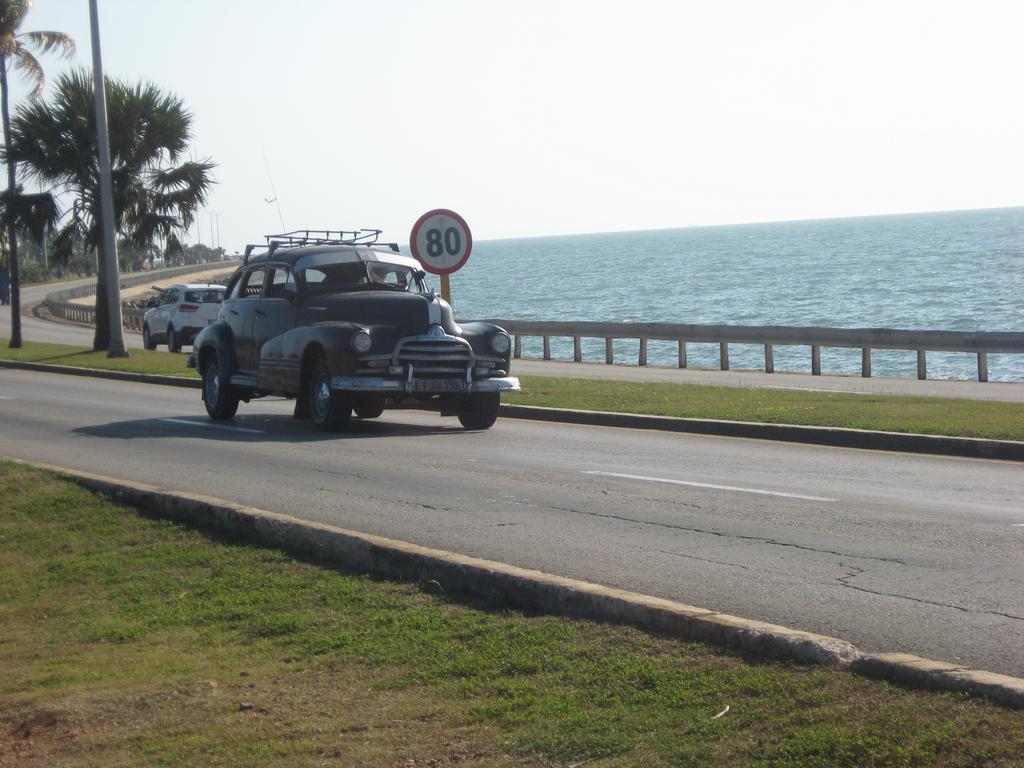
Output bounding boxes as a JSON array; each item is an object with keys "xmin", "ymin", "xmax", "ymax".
[{"xmin": 330, "ymin": 375, "xmax": 521, "ymax": 394}]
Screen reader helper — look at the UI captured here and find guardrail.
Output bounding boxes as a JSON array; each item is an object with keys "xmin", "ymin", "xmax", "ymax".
[
  {"xmin": 40, "ymin": 272, "xmax": 1022, "ymax": 383},
  {"xmin": 45, "ymin": 261, "xmax": 238, "ymax": 332},
  {"xmin": 489, "ymin": 320, "xmax": 1024, "ymax": 383}
]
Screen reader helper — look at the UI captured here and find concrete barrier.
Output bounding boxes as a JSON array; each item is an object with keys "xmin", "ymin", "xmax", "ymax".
[
  {"xmin": 7, "ymin": 457, "xmax": 1023, "ymax": 709},
  {"xmin": 44, "ymin": 261, "xmax": 239, "ymax": 331},
  {"xmin": 36, "ymin": 272, "xmax": 1023, "ymax": 382}
]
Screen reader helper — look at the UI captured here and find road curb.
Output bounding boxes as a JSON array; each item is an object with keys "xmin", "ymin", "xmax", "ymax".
[
  {"xmin": 5, "ymin": 457, "xmax": 1022, "ymax": 709},
  {"xmin": 2, "ymin": 359, "xmax": 1022, "ymax": 460},
  {"xmin": 0, "ymin": 359, "xmax": 201, "ymax": 389},
  {"xmin": 851, "ymin": 653, "xmax": 1024, "ymax": 709},
  {"xmin": 500, "ymin": 404, "xmax": 1024, "ymax": 461}
]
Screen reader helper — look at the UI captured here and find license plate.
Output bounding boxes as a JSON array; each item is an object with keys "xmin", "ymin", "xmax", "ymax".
[{"xmin": 413, "ymin": 379, "xmax": 465, "ymax": 393}]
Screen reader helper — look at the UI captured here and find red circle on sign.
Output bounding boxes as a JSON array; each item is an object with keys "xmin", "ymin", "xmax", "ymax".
[{"xmin": 409, "ymin": 208, "xmax": 473, "ymax": 275}]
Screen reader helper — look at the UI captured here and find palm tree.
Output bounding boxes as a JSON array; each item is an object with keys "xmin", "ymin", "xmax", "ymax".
[
  {"xmin": 7, "ymin": 69, "xmax": 215, "ymax": 350},
  {"xmin": 0, "ymin": 0, "xmax": 74, "ymax": 347}
]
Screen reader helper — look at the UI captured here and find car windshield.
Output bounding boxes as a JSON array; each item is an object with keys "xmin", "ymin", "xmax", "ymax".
[
  {"xmin": 184, "ymin": 289, "xmax": 224, "ymax": 303},
  {"xmin": 299, "ymin": 261, "xmax": 423, "ymax": 294}
]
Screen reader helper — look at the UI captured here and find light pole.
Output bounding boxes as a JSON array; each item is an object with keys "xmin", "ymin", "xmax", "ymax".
[
  {"xmin": 89, "ymin": 0, "xmax": 127, "ymax": 357},
  {"xmin": 209, "ymin": 210, "xmax": 221, "ymax": 251}
]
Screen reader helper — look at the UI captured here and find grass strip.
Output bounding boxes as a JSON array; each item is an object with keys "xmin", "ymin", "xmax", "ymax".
[
  {"xmin": 2, "ymin": 341, "xmax": 1022, "ymax": 440},
  {"xmin": 2, "ymin": 463, "xmax": 1024, "ymax": 767},
  {"xmin": 0, "ymin": 341, "xmax": 201, "ymax": 379},
  {"xmin": 507, "ymin": 377, "xmax": 1024, "ymax": 441}
]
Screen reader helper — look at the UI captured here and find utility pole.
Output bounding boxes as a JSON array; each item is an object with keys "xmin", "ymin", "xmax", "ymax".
[
  {"xmin": 2, "ymin": 56, "xmax": 22, "ymax": 348},
  {"xmin": 89, "ymin": 0, "xmax": 127, "ymax": 357}
]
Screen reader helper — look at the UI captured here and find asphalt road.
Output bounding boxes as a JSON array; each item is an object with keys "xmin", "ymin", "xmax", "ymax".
[
  {"xmin": 9, "ymin": 278, "xmax": 151, "ymax": 349},
  {"xmin": 2, "ymin": 369, "xmax": 1022, "ymax": 676}
]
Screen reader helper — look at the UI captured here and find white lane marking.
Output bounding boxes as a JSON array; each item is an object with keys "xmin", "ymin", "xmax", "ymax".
[
  {"xmin": 159, "ymin": 418, "xmax": 263, "ymax": 435},
  {"xmin": 0, "ymin": 395, "xmax": 14, "ymax": 399},
  {"xmin": 582, "ymin": 470, "xmax": 836, "ymax": 502},
  {"xmin": 1012, "ymin": 524, "xmax": 1024, "ymax": 527}
]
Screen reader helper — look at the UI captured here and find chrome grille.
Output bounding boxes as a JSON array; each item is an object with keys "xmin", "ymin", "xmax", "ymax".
[
  {"xmin": 395, "ymin": 336, "xmax": 473, "ymax": 376},
  {"xmin": 351, "ymin": 328, "xmax": 473, "ymax": 378},
  {"xmin": 356, "ymin": 326, "xmax": 477, "ymax": 378},
  {"xmin": 397, "ymin": 339, "xmax": 472, "ymax": 364}
]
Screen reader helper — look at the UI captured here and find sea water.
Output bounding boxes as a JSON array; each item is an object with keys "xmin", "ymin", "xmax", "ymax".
[{"xmin": 442, "ymin": 207, "xmax": 1024, "ymax": 381}]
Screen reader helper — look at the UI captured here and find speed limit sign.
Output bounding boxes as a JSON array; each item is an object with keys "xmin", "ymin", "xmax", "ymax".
[{"xmin": 409, "ymin": 208, "xmax": 473, "ymax": 275}]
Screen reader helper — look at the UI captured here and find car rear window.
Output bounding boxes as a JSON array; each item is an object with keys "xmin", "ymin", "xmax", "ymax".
[
  {"xmin": 185, "ymin": 290, "xmax": 224, "ymax": 303},
  {"xmin": 299, "ymin": 263, "xmax": 368, "ymax": 293}
]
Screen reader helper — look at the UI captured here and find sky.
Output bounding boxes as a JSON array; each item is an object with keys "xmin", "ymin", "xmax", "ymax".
[{"xmin": 12, "ymin": 0, "xmax": 1024, "ymax": 252}]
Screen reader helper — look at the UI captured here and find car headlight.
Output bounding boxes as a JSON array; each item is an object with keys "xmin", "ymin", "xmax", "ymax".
[
  {"xmin": 490, "ymin": 332, "xmax": 511, "ymax": 355},
  {"xmin": 351, "ymin": 330, "xmax": 372, "ymax": 354}
]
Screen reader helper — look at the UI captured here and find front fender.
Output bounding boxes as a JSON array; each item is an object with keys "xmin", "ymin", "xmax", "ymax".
[
  {"xmin": 460, "ymin": 321, "xmax": 514, "ymax": 369},
  {"xmin": 260, "ymin": 322, "xmax": 364, "ymax": 391},
  {"xmin": 193, "ymin": 320, "xmax": 237, "ymax": 376}
]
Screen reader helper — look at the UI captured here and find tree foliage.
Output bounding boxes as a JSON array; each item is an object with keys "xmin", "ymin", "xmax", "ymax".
[
  {"xmin": 0, "ymin": 1, "xmax": 75, "ymax": 96},
  {"xmin": 0, "ymin": 0, "xmax": 74, "ymax": 345},
  {"xmin": 6, "ymin": 68, "xmax": 215, "ymax": 348}
]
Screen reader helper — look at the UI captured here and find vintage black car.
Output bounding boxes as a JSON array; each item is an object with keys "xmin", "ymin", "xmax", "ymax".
[{"xmin": 188, "ymin": 230, "xmax": 520, "ymax": 431}]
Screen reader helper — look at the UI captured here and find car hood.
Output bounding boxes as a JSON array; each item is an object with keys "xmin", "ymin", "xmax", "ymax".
[{"xmin": 301, "ymin": 290, "xmax": 458, "ymax": 335}]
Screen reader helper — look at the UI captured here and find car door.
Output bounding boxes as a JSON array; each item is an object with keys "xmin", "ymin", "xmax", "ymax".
[
  {"xmin": 254, "ymin": 264, "xmax": 299, "ymax": 354},
  {"xmin": 153, "ymin": 289, "xmax": 177, "ymax": 341},
  {"xmin": 222, "ymin": 266, "xmax": 266, "ymax": 373},
  {"xmin": 253, "ymin": 264, "xmax": 300, "ymax": 389}
]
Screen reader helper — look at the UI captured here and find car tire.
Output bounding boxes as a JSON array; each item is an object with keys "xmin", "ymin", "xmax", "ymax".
[
  {"xmin": 308, "ymin": 357, "xmax": 352, "ymax": 432},
  {"xmin": 202, "ymin": 351, "xmax": 240, "ymax": 420},
  {"xmin": 354, "ymin": 397, "xmax": 384, "ymax": 419},
  {"xmin": 167, "ymin": 325, "xmax": 182, "ymax": 353},
  {"xmin": 142, "ymin": 324, "xmax": 156, "ymax": 350},
  {"xmin": 456, "ymin": 392, "xmax": 500, "ymax": 430}
]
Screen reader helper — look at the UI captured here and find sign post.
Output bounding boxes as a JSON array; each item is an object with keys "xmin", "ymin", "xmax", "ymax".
[
  {"xmin": 440, "ymin": 273, "xmax": 452, "ymax": 306},
  {"xmin": 409, "ymin": 208, "xmax": 473, "ymax": 305}
]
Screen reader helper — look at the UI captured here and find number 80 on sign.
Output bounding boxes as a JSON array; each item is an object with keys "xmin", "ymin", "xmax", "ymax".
[{"xmin": 409, "ymin": 208, "xmax": 473, "ymax": 275}]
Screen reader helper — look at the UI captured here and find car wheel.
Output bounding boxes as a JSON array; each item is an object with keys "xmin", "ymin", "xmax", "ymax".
[
  {"xmin": 456, "ymin": 392, "xmax": 500, "ymax": 430},
  {"xmin": 202, "ymin": 352, "xmax": 240, "ymax": 420},
  {"xmin": 142, "ymin": 324, "xmax": 156, "ymax": 350},
  {"xmin": 167, "ymin": 325, "xmax": 182, "ymax": 353},
  {"xmin": 308, "ymin": 357, "xmax": 351, "ymax": 432},
  {"xmin": 354, "ymin": 396, "xmax": 384, "ymax": 419}
]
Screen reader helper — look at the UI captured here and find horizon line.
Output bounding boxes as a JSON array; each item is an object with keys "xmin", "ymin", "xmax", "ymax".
[{"xmin": 476, "ymin": 204, "xmax": 1024, "ymax": 244}]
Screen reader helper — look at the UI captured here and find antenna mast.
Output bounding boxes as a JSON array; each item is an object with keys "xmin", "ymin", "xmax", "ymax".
[{"xmin": 261, "ymin": 145, "xmax": 286, "ymax": 231}]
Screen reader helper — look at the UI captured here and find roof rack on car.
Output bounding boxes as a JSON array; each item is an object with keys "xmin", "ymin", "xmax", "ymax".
[
  {"xmin": 268, "ymin": 228, "xmax": 383, "ymax": 247},
  {"xmin": 241, "ymin": 229, "xmax": 400, "ymax": 263}
]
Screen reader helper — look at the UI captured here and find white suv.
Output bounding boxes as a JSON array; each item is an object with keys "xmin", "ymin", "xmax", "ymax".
[{"xmin": 143, "ymin": 283, "xmax": 226, "ymax": 352}]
